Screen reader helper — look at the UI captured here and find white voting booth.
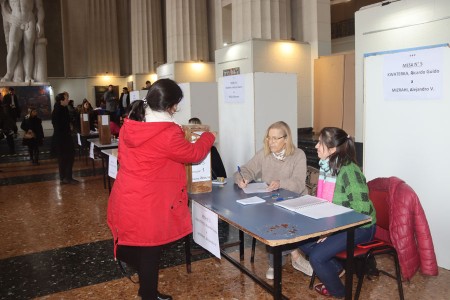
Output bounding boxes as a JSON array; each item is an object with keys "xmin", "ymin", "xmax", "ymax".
[
  {"xmin": 357, "ymin": 0, "xmax": 450, "ymax": 269},
  {"xmin": 130, "ymin": 90, "xmax": 148, "ymax": 103},
  {"xmin": 175, "ymin": 82, "xmax": 219, "ymax": 131},
  {"xmin": 218, "ymin": 72, "xmax": 297, "ymax": 178}
]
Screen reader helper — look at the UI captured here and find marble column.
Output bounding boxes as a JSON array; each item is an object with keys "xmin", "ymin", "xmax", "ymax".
[
  {"xmin": 231, "ymin": 0, "xmax": 292, "ymax": 43},
  {"xmin": 130, "ymin": 0, "xmax": 164, "ymax": 74},
  {"xmin": 166, "ymin": 0, "xmax": 209, "ymax": 63},
  {"xmin": 301, "ymin": 0, "xmax": 331, "ymax": 58},
  {"xmin": 86, "ymin": 0, "xmax": 120, "ymax": 76}
]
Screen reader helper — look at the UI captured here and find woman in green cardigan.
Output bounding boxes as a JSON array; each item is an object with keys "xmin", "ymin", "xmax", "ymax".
[{"xmin": 299, "ymin": 127, "xmax": 377, "ymax": 298}]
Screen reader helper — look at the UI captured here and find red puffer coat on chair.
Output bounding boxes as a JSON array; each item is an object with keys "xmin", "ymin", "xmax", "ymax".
[{"xmin": 368, "ymin": 177, "xmax": 438, "ymax": 280}]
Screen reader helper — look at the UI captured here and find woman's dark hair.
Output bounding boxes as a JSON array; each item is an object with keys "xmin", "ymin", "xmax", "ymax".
[
  {"xmin": 319, "ymin": 127, "xmax": 357, "ymax": 176},
  {"xmin": 127, "ymin": 79, "xmax": 183, "ymax": 122},
  {"xmin": 55, "ymin": 93, "xmax": 66, "ymax": 103}
]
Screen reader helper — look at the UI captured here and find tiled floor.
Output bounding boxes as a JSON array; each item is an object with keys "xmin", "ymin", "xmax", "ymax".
[{"xmin": 1, "ymin": 143, "xmax": 449, "ymax": 299}]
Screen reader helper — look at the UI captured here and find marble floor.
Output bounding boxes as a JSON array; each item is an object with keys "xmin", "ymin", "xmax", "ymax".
[{"xmin": 1, "ymin": 140, "xmax": 449, "ymax": 300}]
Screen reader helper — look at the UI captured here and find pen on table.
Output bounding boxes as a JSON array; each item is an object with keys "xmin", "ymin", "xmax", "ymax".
[
  {"xmin": 237, "ymin": 166, "xmax": 245, "ymax": 182},
  {"xmin": 276, "ymin": 196, "xmax": 294, "ymax": 201}
]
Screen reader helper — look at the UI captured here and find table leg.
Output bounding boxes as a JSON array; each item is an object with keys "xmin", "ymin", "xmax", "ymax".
[
  {"xmin": 273, "ymin": 247, "xmax": 282, "ymax": 300},
  {"xmin": 101, "ymin": 154, "xmax": 106, "ymax": 189},
  {"xmin": 345, "ymin": 227, "xmax": 355, "ymax": 300},
  {"xmin": 239, "ymin": 230, "xmax": 244, "ymax": 261}
]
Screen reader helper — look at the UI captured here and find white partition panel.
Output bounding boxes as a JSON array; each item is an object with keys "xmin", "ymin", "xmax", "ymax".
[
  {"xmin": 219, "ymin": 72, "xmax": 297, "ymax": 178},
  {"xmin": 176, "ymin": 82, "xmax": 219, "ymax": 131},
  {"xmin": 364, "ymin": 46, "xmax": 450, "ymax": 269}
]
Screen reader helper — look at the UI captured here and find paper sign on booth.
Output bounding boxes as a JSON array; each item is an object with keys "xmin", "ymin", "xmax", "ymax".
[
  {"xmin": 108, "ymin": 155, "xmax": 118, "ymax": 179},
  {"xmin": 192, "ymin": 201, "xmax": 220, "ymax": 259}
]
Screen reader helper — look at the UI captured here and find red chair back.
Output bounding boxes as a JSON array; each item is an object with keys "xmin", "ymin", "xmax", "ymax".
[{"xmin": 369, "ymin": 190, "xmax": 390, "ymax": 231}]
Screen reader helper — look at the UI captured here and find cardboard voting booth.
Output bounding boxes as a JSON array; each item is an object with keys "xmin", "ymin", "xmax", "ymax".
[
  {"xmin": 80, "ymin": 113, "xmax": 90, "ymax": 136},
  {"xmin": 183, "ymin": 124, "xmax": 212, "ymax": 194},
  {"xmin": 98, "ymin": 114, "xmax": 111, "ymax": 145}
]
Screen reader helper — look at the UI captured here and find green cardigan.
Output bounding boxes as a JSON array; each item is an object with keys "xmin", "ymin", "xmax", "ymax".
[{"xmin": 333, "ymin": 162, "xmax": 376, "ymax": 228}]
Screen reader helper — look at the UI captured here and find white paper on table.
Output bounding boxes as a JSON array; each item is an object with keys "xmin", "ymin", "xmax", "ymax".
[
  {"xmin": 192, "ymin": 201, "xmax": 221, "ymax": 259},
  {"xmin": 89, "ymin": 142, "xmax": 94, "ymax": 159},
  {"xmin": 242, "ymin": 182, "xmax": 269, "ymax": 194},
  {"xmin": 77, "ymin": 133, "xmax": 81, "ymax": 146},
  {"xmin": 108, "ymin": 155, "xmax": 118, "ymax": 179},
  {"xmin": 274, "ymin": 195, "xmax": 353, "ymax": 219},
  {"xmin": 236, "ymin": 196, "xmax": 266, "ymax": 205}
]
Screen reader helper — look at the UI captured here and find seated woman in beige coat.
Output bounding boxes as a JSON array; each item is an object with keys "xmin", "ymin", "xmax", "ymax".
[{"xmin": 233, "ymin": 121, "xmax": 312, "ymax": 279}]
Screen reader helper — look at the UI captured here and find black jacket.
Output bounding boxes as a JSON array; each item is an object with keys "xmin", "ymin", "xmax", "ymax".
[{"xmin": 21, "ymin": 116, "xmax": 44, "ymax": 141}]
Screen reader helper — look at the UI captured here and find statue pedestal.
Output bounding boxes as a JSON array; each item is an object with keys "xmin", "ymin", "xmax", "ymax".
[{"xmin": 0, "ymin": 81, "xmax": 50, "ymax": 87}]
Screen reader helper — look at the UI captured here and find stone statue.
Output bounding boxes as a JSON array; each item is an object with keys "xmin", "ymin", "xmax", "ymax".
[{"xmin": 0, "ymin": 0, "xmax": 45, "ymax": 83}]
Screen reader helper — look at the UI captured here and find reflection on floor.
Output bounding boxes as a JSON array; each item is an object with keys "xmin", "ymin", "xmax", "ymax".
[{"xmin": 0, "ymin": 151, "xmax": 449, "ymax": 300}]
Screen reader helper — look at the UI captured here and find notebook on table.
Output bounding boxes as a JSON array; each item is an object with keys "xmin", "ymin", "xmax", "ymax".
[{"xmin": 273, "ymin": 195, "xmax": 353, "ymax": 219}]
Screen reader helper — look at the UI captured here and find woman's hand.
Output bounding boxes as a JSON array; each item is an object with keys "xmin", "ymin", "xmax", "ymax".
[
  {"xmin": 316, "ymin": 234, "xmax": 331, "ymax": 243},
  {"xmin": 267, "ymin": 180, "xmax": 280, "ymax": 191},
  {"xmin": 237, "ymin": 178, "xmax": 248, "ymax": 189}
]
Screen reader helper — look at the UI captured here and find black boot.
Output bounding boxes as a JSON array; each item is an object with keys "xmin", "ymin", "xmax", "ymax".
[{"xmin": 157, "ymin": 292, "xmax": 172, "ymax": 300}]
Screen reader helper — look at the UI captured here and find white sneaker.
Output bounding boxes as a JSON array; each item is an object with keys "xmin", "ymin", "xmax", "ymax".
[
  {"xmin": 266, "ymin": 267, "xmax": 274, "ymax": 280},
  {"xmin": 291, "ymin": 252, "xmax": 313, "ymax": 276}
]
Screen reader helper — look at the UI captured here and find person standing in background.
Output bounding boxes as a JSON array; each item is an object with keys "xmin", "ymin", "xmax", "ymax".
[
  {"xmin": 20, "ymin": 107, "xmax": 43, "ymax": 165},
  {"xmin": 118, "ymin": 87, "xmax": 130, "ymax": 117},
  {"xmin": 143, "ymin": 80, "xmax": 151, "ymax": 90},
  {"xmin": 103, "ymin": 84, "xmax": 118, "ymax": 115},
  {"xmin": 51, "ymin": 92, "xmax": 78, "ymax": 184},
  {"xmin": 2, "ymin": 87, "xmax": 20, "ymax": 134}
]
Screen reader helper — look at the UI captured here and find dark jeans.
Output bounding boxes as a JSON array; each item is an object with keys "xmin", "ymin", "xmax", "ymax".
[
  {"xmin": 26, "ymin": 139, "xmax": 40, "ymax": 163},
  {"xmin": 6, "ymin": 134, "xmax": 15, "ymax": 154},
  {"xmin": 117, "ymin": 245, "xmax": 163, "ymax": 300},
  {"xmin": 299, "ymin": 225, "xmax": 376, "ymax": 298},
  {"xmin": 55, "ymin": 141, "xmax": 75, "ymax": 181}
]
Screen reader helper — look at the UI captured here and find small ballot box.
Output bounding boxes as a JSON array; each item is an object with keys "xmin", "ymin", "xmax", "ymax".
[
  {"xmin": 98, "ymin": 114, "xmax": 111, "ymax": 145},
  {"xmin": 80, "ymin": 113, "xmax": 90, "ymax": 136},
  {"xmin": 182, "ymin": 124, "xmax": 212, "ymax": 194}
]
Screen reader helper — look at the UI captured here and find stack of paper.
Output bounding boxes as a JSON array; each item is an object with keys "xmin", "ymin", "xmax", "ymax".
[
  {"xmin": 236, "ymin": 196, "xmax": 266, "ymax": 205},
  {"xmin": 274, "ymin": 195, "xmax": 353, "ymax": 219},
  {"xmin": 242, "ymin": 182, "xmax": 269, "ymax": 194}
]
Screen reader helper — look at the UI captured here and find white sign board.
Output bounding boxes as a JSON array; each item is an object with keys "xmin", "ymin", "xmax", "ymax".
[
  {"xmin": 383, "ymin": 47, "xmax": 443, "ymax": 100},
  {"xmin": 108, "ymin": 155, "xmax": 118, "ymax": 179},
  {"xmin": 192, "ymin": 201, "xmax": 220, "ymax": 259},
  {"xmin": 192, "ymin": 153, "xmax": 211, "ymax": 182},
  {"xmin": 223, "ymin": 74, "xmax": 245, "ymax": 103},
  {"xmin": 89, "ymin": 142, "xmax": 94, "ymax": 159}
]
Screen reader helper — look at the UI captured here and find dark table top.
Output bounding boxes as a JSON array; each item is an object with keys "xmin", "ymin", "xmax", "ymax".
[{"xmin": 190, "ymin": 183, "xmax": 371, "ymax": 247}]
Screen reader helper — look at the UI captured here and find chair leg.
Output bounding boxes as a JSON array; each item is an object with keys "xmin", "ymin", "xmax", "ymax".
[
  {"xmin": 309, "ymin": 272, "xmax": 316, "ymax": 289},
  {"xmin": 250, "ymin": 237, "xmax": 256, "ymax": 263},
  {"xmin": 355, "ymin": 256, "xmax": 369, "ymax": 300},
  {"xmin": 392, "ymin": 252, "xmax": 405, "ymax": 300}
]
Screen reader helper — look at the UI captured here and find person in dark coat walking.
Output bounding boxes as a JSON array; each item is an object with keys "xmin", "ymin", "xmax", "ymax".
[
  {"xmin": 21, "ymin": 108, "xmax": 44, "ymax": 165},
  {"xmin": 52, "ymin": 92, "xmax": 78, "ymax": 184}
]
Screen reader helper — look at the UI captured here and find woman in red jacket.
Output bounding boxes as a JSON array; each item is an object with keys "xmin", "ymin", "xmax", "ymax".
[{"xmin": 107, "ymin": 79, "xmax": 215, "ymax": 300}]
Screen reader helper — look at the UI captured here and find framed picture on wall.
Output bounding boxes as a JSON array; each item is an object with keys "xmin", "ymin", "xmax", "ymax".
[
  {"xmin": 0, "ymin": 85, "xmax": 52, "ymax": 120},
  {"xmin": 94, "ymin": 85, "xmax": 119, "ymax": 108}
]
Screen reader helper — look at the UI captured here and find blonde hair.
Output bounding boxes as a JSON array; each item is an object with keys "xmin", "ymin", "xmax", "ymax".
[{"xmin": 263, "ymin": 121, "xmax": 296, "ymax": 156}]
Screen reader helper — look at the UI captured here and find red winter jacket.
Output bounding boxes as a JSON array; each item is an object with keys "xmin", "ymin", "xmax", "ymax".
[
  {"xmin": 368, "ymin": 177, "xmax": 438, "ymax": 280},
  {"xmin": 107, "ymin": 119, "xmax": 214, "ymax": 255}
]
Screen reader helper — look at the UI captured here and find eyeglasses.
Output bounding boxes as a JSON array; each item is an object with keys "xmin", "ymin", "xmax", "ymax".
[{"xmin": 266, "ymin": 135, "xmax": 286, "ymax": 142}]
